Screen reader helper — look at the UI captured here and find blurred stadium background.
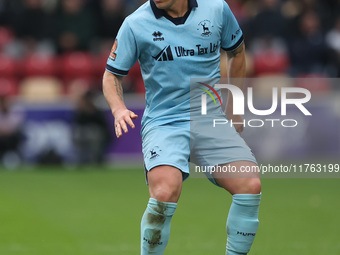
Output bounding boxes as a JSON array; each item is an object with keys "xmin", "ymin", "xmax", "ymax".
[
  {"xmin": 0, "ymin": 0, "xmax": 340, "ymax": 166},
  {"xmin": 0, "ymin": 0, "xmax": 339, "ymax": 254}
]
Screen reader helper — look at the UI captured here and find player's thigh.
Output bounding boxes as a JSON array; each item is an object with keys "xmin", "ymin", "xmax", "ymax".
[
  {"xmin": 191, "ymin": 115, "xmax": 258, "ymax": 188},
  {"xmin": 147, "ymin": 165, "xmax": 183, "ymax": 203},
  {"xmin": 213, "ymin": 161, "xmax": 261, "ymax": 195},
  {"xmin": 142, "ymin": 123, "xmax": 190, "ymax": 203},
  {"xmin": 142, "ymin": 123, "xmax": 190, "ymax": 181}
]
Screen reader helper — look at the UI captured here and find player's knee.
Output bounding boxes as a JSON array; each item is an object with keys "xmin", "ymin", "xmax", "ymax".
[
  {"xmin": 150, "ymin": 185, "xmax": 181, "ymax": 203},
  {"xmin": 249, "ymin": 178, "xmax": 261, "ymax": 194},
  {"xmin": 235, "ymin": 178, "xmax": 261, "ymax": 194}
]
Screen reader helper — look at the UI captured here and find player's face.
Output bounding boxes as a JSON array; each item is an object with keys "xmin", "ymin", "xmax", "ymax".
[{"xmin": 153, "ymin": 0, "xmax": 179, "ymax": 11}]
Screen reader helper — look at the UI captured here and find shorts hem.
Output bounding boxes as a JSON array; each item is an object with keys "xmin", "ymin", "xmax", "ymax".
[{"xmin": 144, "ymin": 162, "xmax": 190, "ymax": 183}]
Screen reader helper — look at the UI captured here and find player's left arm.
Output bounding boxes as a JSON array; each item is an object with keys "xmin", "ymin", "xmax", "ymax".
[{"xmin": 225, "ymin": 42, "xmax": 246, "ymax": 133}]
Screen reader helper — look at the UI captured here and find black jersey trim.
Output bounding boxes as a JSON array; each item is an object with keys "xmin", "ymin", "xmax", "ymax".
[
  {"xmin": 150, "ymin": 0, "xmax": 198, "ymax": 25},
  {"xmin": 106, "ymin": 65, "xmax": 129, "ymax": 76},
  {"xmin": 222, "ymin": 35, "xmax": 244, "ymax": 52}
]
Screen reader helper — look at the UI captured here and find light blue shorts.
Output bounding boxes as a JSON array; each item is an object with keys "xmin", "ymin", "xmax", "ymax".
[{"xmin": 142, "ymin": 115, "xmax": 257, "ymax": 185}]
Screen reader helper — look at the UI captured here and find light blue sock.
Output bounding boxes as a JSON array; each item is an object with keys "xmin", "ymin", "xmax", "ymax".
[
  {"xmin": 141, "ymin": 198, "xmax": 177, "ymax": 255},
  {"xmin": 226, "ymin": 193, "xmax": 261, "ymax": 255}
]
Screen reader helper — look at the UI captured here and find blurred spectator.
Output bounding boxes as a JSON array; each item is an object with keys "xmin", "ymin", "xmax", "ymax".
[
  {"xmin": 251, "ymin": 37, "xmax": 289, "ymax": 76},
  {"xmin": 0, "ymin": 0, "xmax": 12, "ymax": 26},
  {"xmin": 14, "ymin": 0, "xmax": 50, "ymax": 41},
  {"xmin": 0, "ymin": 95, "xmax": 24, "ymax": 168},
  {"xmin": 0, "ymin": 0, "xmax": 340, "ymax": 93},
  {"xmin": 54, "ymin": 0, "xmax": 96, "ymax": 53},
  {"xmin": 283, "ymin": 0, "xmax": 334, "ymax": 38},
  {"xmin": 0, "ymin": 26, "xmax": 14, "ymax": 53},
  {"xmin": 124, "ymin": 0, "xmax": 147, "ymax": 14},
  {"xmin": 226, "ymin": 0, "xmax": 247, "ymax": 22},
  {"xmin": 326, "ymin": 17, "xmax": 340, "ymax": 53},
  {"xmin": 244, "ymin": 0, "xmax": 286, "ymax": 44},
  {"xmin": 40, "ymin": 0, "xmax": 58, "ymax": 13},
  {"xmin": 96, "ymin": 0, "xmax": 126, "ymax": 55},
  {"xmin": 326, "ymin": 16, "xmax": 340, "ymax": 76},
  {"xmin": 12, "ymin": 0, "xmax": 54, "ymax": 55},
  {"xmin": 287, "ymin": 11, "xmax": 331, "ymax": 76},
  {"xmin": 98, "ymin": 0, "xmax": 126, "ymax": 40},
  {"xmin": 73, "ymin": 90, "xmax": 111, "ymax": 164}
]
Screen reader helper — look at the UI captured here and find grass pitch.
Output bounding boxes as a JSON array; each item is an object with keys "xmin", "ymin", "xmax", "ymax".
[{"xmin": 0, "ymin": 166, "xmax": 339, "ymax": 255}]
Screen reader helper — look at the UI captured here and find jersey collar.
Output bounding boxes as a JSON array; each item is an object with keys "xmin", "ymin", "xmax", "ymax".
[{"xmin": 150, "ymin": 0, "xmax": 198, "ymax": 19}]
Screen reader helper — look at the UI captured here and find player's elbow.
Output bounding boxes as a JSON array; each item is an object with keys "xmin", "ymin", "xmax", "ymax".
[
  {"xmin": 102, "ymin": 71, "xmax": 122, "ymax": 88},
  {"xmin": 103, "ymin": 70, "xmax": 113, "ymax": 83}
]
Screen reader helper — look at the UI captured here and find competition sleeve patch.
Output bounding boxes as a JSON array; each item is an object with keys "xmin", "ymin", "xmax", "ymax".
[{"xmin": 109, "ymin": 39, "xmax": 118, "ymax": 61}]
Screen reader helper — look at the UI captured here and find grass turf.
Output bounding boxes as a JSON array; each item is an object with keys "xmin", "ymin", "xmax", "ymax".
[{"xmin": 0, "ymin": 166, "xmax": 339, "ymax": 255}]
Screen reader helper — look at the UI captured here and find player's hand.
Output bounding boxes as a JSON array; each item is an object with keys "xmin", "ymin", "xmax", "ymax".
[
  {"xmin": 113, "ymin": 109, "xmax": 138, "ymax": 138},
  {"xmin": 230, "ymin": 115, "xmax": 244, "ymax": 134}
]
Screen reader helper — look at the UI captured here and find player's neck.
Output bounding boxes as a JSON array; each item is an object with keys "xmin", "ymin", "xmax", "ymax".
[{"xmin": 164, "ymin": 0, "xmax": 189, "ymax": 18}]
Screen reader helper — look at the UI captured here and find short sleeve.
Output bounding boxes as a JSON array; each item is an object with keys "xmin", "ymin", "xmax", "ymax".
[
  {"xmin": 106, "ymin": 19, "xmax": 138, "ymax": 76},
  {"xmin": 221, "ymin": 1, "xmax": 244, "ymax": 52}
]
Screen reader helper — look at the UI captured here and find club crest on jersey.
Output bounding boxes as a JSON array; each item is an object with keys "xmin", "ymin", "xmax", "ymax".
[
  {"xmin": 109, "ymin": 39, "xmax": 117, "ymax": 61},
  {"xmin": 197, "ymin": 20, "xmax": 213, "ymax": 37}
]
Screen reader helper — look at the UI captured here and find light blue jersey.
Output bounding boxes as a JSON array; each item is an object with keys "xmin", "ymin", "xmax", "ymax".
[{"xmin": 106, "ymin": 0, "xmax": 243, "ymax": 133}]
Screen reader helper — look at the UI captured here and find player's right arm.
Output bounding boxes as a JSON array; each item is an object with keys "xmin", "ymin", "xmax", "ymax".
[
  {"xmin": 103, "ymin": 70, "xmax": 138, "ymax": 138},
  {"xmin": 103, "ymin": 17, "xmax": 139, "ymax": 138}
]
